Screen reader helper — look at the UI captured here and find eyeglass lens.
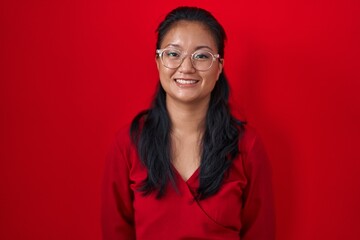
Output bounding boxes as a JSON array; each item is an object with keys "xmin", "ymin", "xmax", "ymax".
[{"xmin": 161, "ymin": 49, "xmax": 215, "ymax": 71}]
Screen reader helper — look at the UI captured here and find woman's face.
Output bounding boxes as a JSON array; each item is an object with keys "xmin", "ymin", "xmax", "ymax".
[{"xmin": 156, "ymin": 20, "xmax": 223, "ymax": 105}]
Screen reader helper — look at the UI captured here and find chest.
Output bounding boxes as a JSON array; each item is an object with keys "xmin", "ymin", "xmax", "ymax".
[
  {"xmin": 171, "ymin": 134, "xmax": 201, "ymax": 181},
  {"xmin": 128, "ymin": 149, "xmax": 247, "ymax": 238}
]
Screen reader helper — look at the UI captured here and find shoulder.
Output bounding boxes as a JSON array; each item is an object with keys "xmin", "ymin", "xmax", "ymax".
[
  {"xmin": 230, "ymin": 109, "xmax": 260, "ymax": 154},
  {"xmin": 107, "ymin": 123, "xmax": 135, "ymax": 162},
  {"xmin": 105, "ymin": 123, "xmax": 138, "ymax": 171},
  {"xmin": 113, "ymin": 123, "xmax": 133, "ymax": 148},
  {"xmin": 239, "ymin": 124, "xmax": 270, "ymax": 168},
  {"xmin": 239, "ymin": 124, "xmax": 260, "ymax": 153}
]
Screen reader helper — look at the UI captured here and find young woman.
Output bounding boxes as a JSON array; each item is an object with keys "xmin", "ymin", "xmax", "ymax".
[{"xmin": 102, "ymin": 6, "xmax": 275, "ymax": 240}]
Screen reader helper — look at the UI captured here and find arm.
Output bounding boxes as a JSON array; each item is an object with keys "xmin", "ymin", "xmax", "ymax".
[
  {"xmin": 240, "ymin": 132, "xmax": 276, "ymax": 240},
  {"xmin": 101, "ymin": 134, "xmax": 136, "ymax": 240}
]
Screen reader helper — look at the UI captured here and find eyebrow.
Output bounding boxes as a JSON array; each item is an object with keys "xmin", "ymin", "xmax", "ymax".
[{"xmin": 164, "ymin": 44, "xmax": 215, "ymax": 52}]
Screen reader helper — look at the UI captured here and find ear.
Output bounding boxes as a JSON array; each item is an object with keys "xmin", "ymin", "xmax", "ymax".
[
  {"xmin": 219, "ymin": 58, "xmax": 224, "ymax": 68},
  {"xmin": 155, "ymin": 56, "xmax": 161, "ymax": 71},
  {"xmin": 216, "ymin": 59, "xmax": 224, "ymax": 79}
]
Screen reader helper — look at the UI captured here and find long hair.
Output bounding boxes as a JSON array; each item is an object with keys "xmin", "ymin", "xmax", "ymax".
[{"xmin": 130, "ymin": 6, "xmax": 245, "ymax": 200}]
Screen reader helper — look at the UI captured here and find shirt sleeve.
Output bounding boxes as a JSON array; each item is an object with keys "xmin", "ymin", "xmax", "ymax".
[
  {"xmin": 240, "ymin": 131, "xmax": 276, "ymax": 240},
  {"xmin": 101, "ymin": 133, "xmax": 136, "ymax": 240}
]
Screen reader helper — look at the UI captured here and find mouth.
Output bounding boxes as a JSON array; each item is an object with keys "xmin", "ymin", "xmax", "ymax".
[{"xmin": 174, "ymin": 78, "xmax": 199, "ymax": 86}]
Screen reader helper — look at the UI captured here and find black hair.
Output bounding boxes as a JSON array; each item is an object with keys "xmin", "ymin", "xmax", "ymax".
[
  {"xmin": 156, "ymin": 6, "xmax": 226, "ymax": 58},
  {"xmin": 130, "ymin": 6, "xmax": 244, "ymax": 200}
]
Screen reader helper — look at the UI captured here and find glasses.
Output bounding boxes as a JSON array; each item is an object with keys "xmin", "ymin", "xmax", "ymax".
[{"xmin": 156, "ymin": 48, "xmax": 221, "ymax": 71}]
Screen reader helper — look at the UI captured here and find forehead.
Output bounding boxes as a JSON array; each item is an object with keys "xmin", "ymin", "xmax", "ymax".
[{"xmin": 160, "ymin": 20, "xmax": 217, "ymax": 51}]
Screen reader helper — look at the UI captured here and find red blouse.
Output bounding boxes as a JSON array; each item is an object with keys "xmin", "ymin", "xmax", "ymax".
[{"xmin": 101, "ymin": 125, "xmax": 275, "ymax": 240}]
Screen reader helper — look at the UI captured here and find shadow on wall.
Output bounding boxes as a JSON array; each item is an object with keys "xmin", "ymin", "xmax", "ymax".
[{"xmin": 237, "ymin": 38, "xmax": 296, "ymax": 240}]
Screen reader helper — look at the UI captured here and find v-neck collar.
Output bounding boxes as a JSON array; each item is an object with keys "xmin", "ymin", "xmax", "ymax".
[{"xmin": 172, "ymin": 165, "xmax": 199, "ymax": 186}]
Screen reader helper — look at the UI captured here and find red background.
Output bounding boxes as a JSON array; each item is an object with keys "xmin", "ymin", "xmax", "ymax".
[{"xmin": 1, "ymin": 0, "xmax": 359, "ymax": 239}]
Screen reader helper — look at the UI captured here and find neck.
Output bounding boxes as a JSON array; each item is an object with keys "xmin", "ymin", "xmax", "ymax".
[{"xmin": 166, "ymin": 97, "xmax": 209, "ymax": 136}]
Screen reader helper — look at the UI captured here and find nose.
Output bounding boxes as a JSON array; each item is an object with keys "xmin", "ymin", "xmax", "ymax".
[{"xmin": 178, "ymin": 55, "xmax": 196, "ymax": 73}]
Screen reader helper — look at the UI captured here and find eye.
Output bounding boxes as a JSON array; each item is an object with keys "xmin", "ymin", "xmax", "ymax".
[
  {"xmin": 193, "ymin": 52, "xmax": 212, "ymax": 60},
  {"xmin": 164, "ymin": 50, "xmax": 181, "ymax": 58}
]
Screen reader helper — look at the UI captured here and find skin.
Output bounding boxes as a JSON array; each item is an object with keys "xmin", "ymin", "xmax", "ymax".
[{"xmin": 155, "ymin": 20, "xmax": 223, "ymax": 181}]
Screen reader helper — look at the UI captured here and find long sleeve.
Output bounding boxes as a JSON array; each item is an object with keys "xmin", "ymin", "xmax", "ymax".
[
  {"xmin": 101, "ymin": 133, "xmax": 135, "ymax": 240},
  {"xmin": 240, "ymin": 132, "xmax": 276, "ymax": 240}
]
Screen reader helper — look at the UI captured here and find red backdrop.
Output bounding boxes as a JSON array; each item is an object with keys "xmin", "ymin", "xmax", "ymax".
[{"xmin": 1, "ymin": 0, "xmax": 359, "ymax": 239}]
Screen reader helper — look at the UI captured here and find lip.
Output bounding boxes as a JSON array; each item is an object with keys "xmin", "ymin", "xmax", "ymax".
[{"xmin": 174, "ymin": 78, "xmax": 200, "ymax": 87}]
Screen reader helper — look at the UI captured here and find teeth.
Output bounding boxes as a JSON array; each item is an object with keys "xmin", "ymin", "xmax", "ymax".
[{"xmin": 175, "ymin": 79, "xmax": 197, "ymax": 84}]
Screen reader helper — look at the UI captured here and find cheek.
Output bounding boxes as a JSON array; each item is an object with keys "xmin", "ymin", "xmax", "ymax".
[
  {"xmin": 158, "ymin": 67, "xmax": 176, "ymax": 84},
  {"xmin": 202, "ymin": 63, "xmax": 222, "ymax": 84},
  {"xmin": 201, "ymin": 74, "xmax": 219, "ymax": 93},
  {"xmin": 158, "ymin": 71, "xmax": 176, "ymax": 95},
  {"xmin": 206, "ymin": 68, "xmax": 221, "ymax": 84}
]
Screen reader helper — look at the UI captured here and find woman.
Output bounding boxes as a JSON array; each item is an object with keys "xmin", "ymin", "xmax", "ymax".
[{"xmin": 102, "ymin": 6, "xmax": 275, "ymax": 240}]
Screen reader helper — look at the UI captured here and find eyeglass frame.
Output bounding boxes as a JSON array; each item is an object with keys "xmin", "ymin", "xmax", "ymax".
[{"xmin": 156, "ymin": 48, "xmax": 222, "ymax": 71}]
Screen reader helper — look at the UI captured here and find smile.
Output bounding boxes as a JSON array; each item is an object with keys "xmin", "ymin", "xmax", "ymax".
[{"xmin": 175, "ymin": 79, "xmax": 199, "ymax": 85}]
